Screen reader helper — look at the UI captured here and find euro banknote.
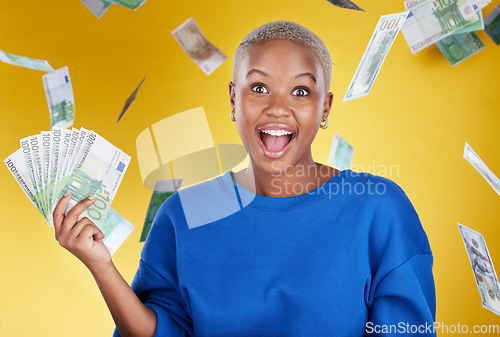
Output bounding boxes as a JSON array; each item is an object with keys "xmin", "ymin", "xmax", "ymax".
[
  {"xmin": 0, "ymin": 50, "xmax": 54, "ymax": 73},
  {"xmin": 458, "ymin": 223, "xmax": 500, "ymax": 316},
  {"xmin": 404, "ymin": 0, "xmax": 484, "ymax": 33},
  {"xmin": 463, "ymin": 142, "xmax": 500, "ymax": 197},
  {"xmin": 401, "ymin": 0, "xmax": 482, "ymax": 53},
  {"xmin": 104, "ymin": 0, "xmax": 147, "ymax": 10},
  {"xmin": 141, "ymin": 179, "xmax": 182, "ymax": 242},
  {"xmin": 5, "ymin": 128, "xmax": 131, "ymax": 230},
  {"xmin": 485, "ymin": 5, "xmax": 500, "ymax": 45},
  {"xmin": 328, "ymin": 133, "xmax": 354, "ymax": 170},
  {"xmin": 42, "ymin": 66, "xmax": 75, "ymax": 129},
  {"xmin": 101, "ymin": 208, "xmax": 134, "ymax": 255},
  {"xmin": 80, "ymin": 0, "xmax": 111, "ymax": 18},
  {"xmin": 343, "ymin": 12, "xmax": 409, "ymax": 102},
  {"xmin": 326, "ymin": 0, "xmax": 364, "ymax": 11},
  {"xmin": 117, "ymin": 77, "xmax": 146, "ymax": 124},
  {"xmin": 436, "ymin": 32, "xmax": 484, "ymax": 66},
  {"xmin": 172, "ymin": 18, "xmax": 227, "ymax": 76}
]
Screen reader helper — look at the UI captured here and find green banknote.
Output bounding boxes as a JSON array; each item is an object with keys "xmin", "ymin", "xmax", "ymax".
[
  {"xmin": 19, "ymin": 136, "xmax": 46, "ymax": 217},
  {"xmin": 60, "ymin": 130, "xmax": 131, "ymax": 228},
  {"xmin": 51, "ymin": 129, "xmax": 72, "ymax": 210},
  {"xmin": 81, "ymin": 0, "xmax": 112, "ymax": 18},
  {"xmin": 140, "ymin": 179, "xmax": 183, "ymax": 242},
  {"xmin": 0, "ymin": 50, "xmax": 54, "ymax": 72},
  {"xmin": 4, "ymin": 149, "xmax": 41, "ymax": 212},
  {"xmin": 401, "ymin": 0, "xmax": 482, "ymax": 53},
  {"xmin": 436, "ymin": 32, "xmax": 484, "ymax": 66},
  {"xmin": 458, "ymin": 223, "xmax": 500, "ymax": 316},
  {"xmin": 42, "ymin": 66, "xmax": 75, "ymax": 129},
  {"xmin": 103, "ymin": 0, "xmax": 147, "ymax": 10},
  {"xmin": 29, "ymin": 135, "xmax": 49, "ymax": 217},
  {"xmin": 485, "ymin": 5, "xmax": 500, "ymax": 45},
  {"xmin": 328, "ymin": 133, "xmax": 354, "ymax": 171},
  {"xmin": 100, "ymin": 208, "xmax": 134, "ymax": 255},
  {"xmin": 6, "ymin": 128, "xmax": 130, "ymax": 230},
  {"xmin": 6, "ymin": 129, "xmax": 132, "ymax": 255},
  {"xmin": 404, "ymin": 0, "xmax": 485, "ymax": 34},
  {"xmin": 343, "ymin": 12, "xmax": 409, "ymax": 101},
  {"xmin": 41, "ymin": 131, "xmax": 52, "ymax": 211}
]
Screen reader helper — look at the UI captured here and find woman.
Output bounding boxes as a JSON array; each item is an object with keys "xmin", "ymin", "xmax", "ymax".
[{"xmin": 53, "ymin": 21, "xmax": 436, "ymax": 336}]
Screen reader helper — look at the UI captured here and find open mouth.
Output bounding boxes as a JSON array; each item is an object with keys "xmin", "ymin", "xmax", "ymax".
[{"xmin": 258, "ymin": 129, "xmax": 296, "ymax": 153}]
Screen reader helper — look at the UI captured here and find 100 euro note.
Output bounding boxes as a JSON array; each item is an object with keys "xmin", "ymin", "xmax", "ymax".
[
  {"xmin": 0, "ymin": 50, "xmax": 54, "ymax": 73},
  {"xmin": 328, "ymin": 133, "xmax": 354, "ymax": 170},
  {"xmin": 20, "ymin": 135, "xmax": 49, "ymax": 218},
  {"xmin": 458, "ymin": 223, "xmax": 500, "ymax": 316},
  {"xmin": 404, "ymin": 0, "xmax": 485, "ymax": 33},
  {"xmin": 172, "ymin": 18, "xmax": 227, "ymax": 76},
  {"xmin": 401, "ymin": 0, "xmax": 482, "ymax": 53},
  {"xmin": 343, "ymin": 12, "xmax": 409, "ymax": 102},
  {"xmin": 101, "ymin": 208, "xmax": 134, "ymax": 255},
  {"xmin": 4, "ymin": 149, "xmax": 42, "ymax": 214},
  {"xmin": 56, "ymin": 131, "xmax": 131, "ymax": 228},
  {"xmin": 141, "ymin": 179, "xmax": 183, "ymax": 242},
  {"xmin": 104, "ymin": 0, "xmax": 147, "ymax": 10},
  {"xmin": 42, "ymin": 66, "xmax": 75, "ymax": 129},
  {"xmin": 436, "ymin": 32, "xmax": 484, "ymax": 66},
  {"xmin": 485, "ymin": 5, "xmax": 500, "ymax": 45},
  {"xmin": 403, "ymin": 0, "xmax": 485, "ymax": 65}
]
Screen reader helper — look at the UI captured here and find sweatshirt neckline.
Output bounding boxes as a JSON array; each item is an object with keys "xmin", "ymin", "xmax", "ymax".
[{"xmin": 218, "ymin": 169, "xmax": 351, "ymax": 209}]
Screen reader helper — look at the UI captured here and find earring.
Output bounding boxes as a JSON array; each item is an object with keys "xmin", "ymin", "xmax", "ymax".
[
  {"xmin": 319, "ymin": 117, "xmax": 329, "ymax": 129},
  {"xmin": 230, "ymin": 110, "xmax": 236, "ymax": 122}
]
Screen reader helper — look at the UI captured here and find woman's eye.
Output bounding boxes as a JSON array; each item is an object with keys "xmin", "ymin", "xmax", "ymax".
[
  {"xmin": 292, "ymin": 88, "xmax": 309, "ymax": 97},
  {"xmin": 251, "ymin": 85, "xmax": 268, "ymax": 94}
]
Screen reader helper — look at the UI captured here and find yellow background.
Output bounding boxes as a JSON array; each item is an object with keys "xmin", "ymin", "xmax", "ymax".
[{"xmin": 1, "ymin": 0, "xmax": 499, "ymax": 335}]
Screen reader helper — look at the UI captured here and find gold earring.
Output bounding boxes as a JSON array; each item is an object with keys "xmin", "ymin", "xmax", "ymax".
[
  {"xmin": 230, "ymin": 110, "xmax": 236, "ymax": 122},
  {"xmin": 319, "ymin": 117, "xmax": 329, "ymax": 129}
]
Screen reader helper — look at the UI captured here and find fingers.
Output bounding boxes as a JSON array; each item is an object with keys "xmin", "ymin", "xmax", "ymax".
[
  {"xmin": 72, "ymin": 217, "xmax": 103, "ymax": 240},
  {"xmin": 53, "ymin": 191, "xmax": 72, "ymax": 240},
  {"xmin": 63, "ymin": 195, "xmax": 97, "ymax": 228},
  {"xmin": 54, "ymin": 193, "xmax": 97, "ymax": 242},
  {"xmin": 59, "ymin": 217, "xmax": 104, "ymax": 250}
]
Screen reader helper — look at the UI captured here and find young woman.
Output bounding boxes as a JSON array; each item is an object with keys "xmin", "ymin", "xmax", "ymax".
[{"xmin": 53, "ymin": 21, "xmax": 436, "ymax": 336}]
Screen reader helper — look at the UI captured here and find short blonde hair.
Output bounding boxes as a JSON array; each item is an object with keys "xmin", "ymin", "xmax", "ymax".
[{"xmin": 233, "ymin": 21, "xmax": 332, "ymax": 91}]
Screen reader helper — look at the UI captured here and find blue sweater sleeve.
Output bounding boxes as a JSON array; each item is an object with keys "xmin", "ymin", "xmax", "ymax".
[
  {"xmin": 365, "ymin": 253, "xmax": 436, "ymax": 336},
  {"xmin": 113, "ymin": 195, "xmax": 193, "ymax": 337},
  {"xmin": 364, "ymin": 177, "xmax": 436, "ymax": 336}
]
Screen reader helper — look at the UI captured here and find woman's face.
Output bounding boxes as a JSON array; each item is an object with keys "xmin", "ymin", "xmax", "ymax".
[{"xmin": 230, "ymin": 39, "xmax": 333, "ymax": 175}]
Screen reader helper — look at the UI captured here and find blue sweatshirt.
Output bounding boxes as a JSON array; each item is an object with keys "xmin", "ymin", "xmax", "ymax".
[{"xmin": 114, "ymin": 169, "xmax": 436, "ymax": 336}]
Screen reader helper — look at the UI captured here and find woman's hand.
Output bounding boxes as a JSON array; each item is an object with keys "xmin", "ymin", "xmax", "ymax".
[{"xmin": 53, "ymin": 191, "xmax": 112, "ymax": 274}]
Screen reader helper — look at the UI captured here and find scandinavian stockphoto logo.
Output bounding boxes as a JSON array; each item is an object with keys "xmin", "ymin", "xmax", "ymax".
[{"xmin": 268, "ymin": 161, "xmax": 396, "ymax": 197}]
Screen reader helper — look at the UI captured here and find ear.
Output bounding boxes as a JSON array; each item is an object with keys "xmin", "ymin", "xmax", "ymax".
[
  {"xmin": 322, "ymin": 92, "xmax": 334, "ymax": 120},
  {"xmin": 229, "ymin": 82, "xmax": 236, "ymax": 112}
]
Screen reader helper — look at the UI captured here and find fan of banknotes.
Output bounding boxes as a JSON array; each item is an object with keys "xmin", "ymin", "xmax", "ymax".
[{"xmin": 4, "ymin": 127, "xmax": 133, "ymax": 253}]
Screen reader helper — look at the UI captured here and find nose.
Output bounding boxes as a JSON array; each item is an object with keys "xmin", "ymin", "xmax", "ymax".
[{"xmin": 264, "ymin": 93, "xmax": 291, "ymax": 119}]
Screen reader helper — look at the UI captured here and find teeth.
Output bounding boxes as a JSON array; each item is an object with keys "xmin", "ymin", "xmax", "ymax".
[{"xmin": 260, "ymin": 129, "xmax": 293, "ymax": 136}]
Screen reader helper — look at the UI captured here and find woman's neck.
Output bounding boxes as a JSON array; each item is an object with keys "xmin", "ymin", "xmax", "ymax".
[{"xmin": 233, "ymin": 160, "xmax": 340, "ymax": 198}]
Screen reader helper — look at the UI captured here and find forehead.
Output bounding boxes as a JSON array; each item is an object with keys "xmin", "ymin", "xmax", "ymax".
[{"xmin": 238, "ymin": 39, "xmax": 324, "ymax": 78}]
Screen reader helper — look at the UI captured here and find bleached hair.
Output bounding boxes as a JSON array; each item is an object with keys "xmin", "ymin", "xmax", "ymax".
[{"xmin": 233, "ymin": 21, "xmax": 332, "ymax": 91}]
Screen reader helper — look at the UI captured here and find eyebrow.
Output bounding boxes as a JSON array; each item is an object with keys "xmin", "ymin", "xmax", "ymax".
[
  {"xmin": 245, "ymin": 69, "xmax": 316, "ymax": 83},
  {"xmin": 295, "ymin": 72, "xmax": 316, "ymax": 83},
  {"xmin": 246, "ymin": 69, "xmax": 268, "ymax": 78}
]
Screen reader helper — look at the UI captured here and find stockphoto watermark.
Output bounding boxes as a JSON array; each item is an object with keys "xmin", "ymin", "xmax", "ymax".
[
  {"xmin": 365, "ymin": 322, "xmax": 500, "ymax": 334},
  {"xmin": 266, "ymin": 161, "xmax": 399, "ymax": 197}
]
